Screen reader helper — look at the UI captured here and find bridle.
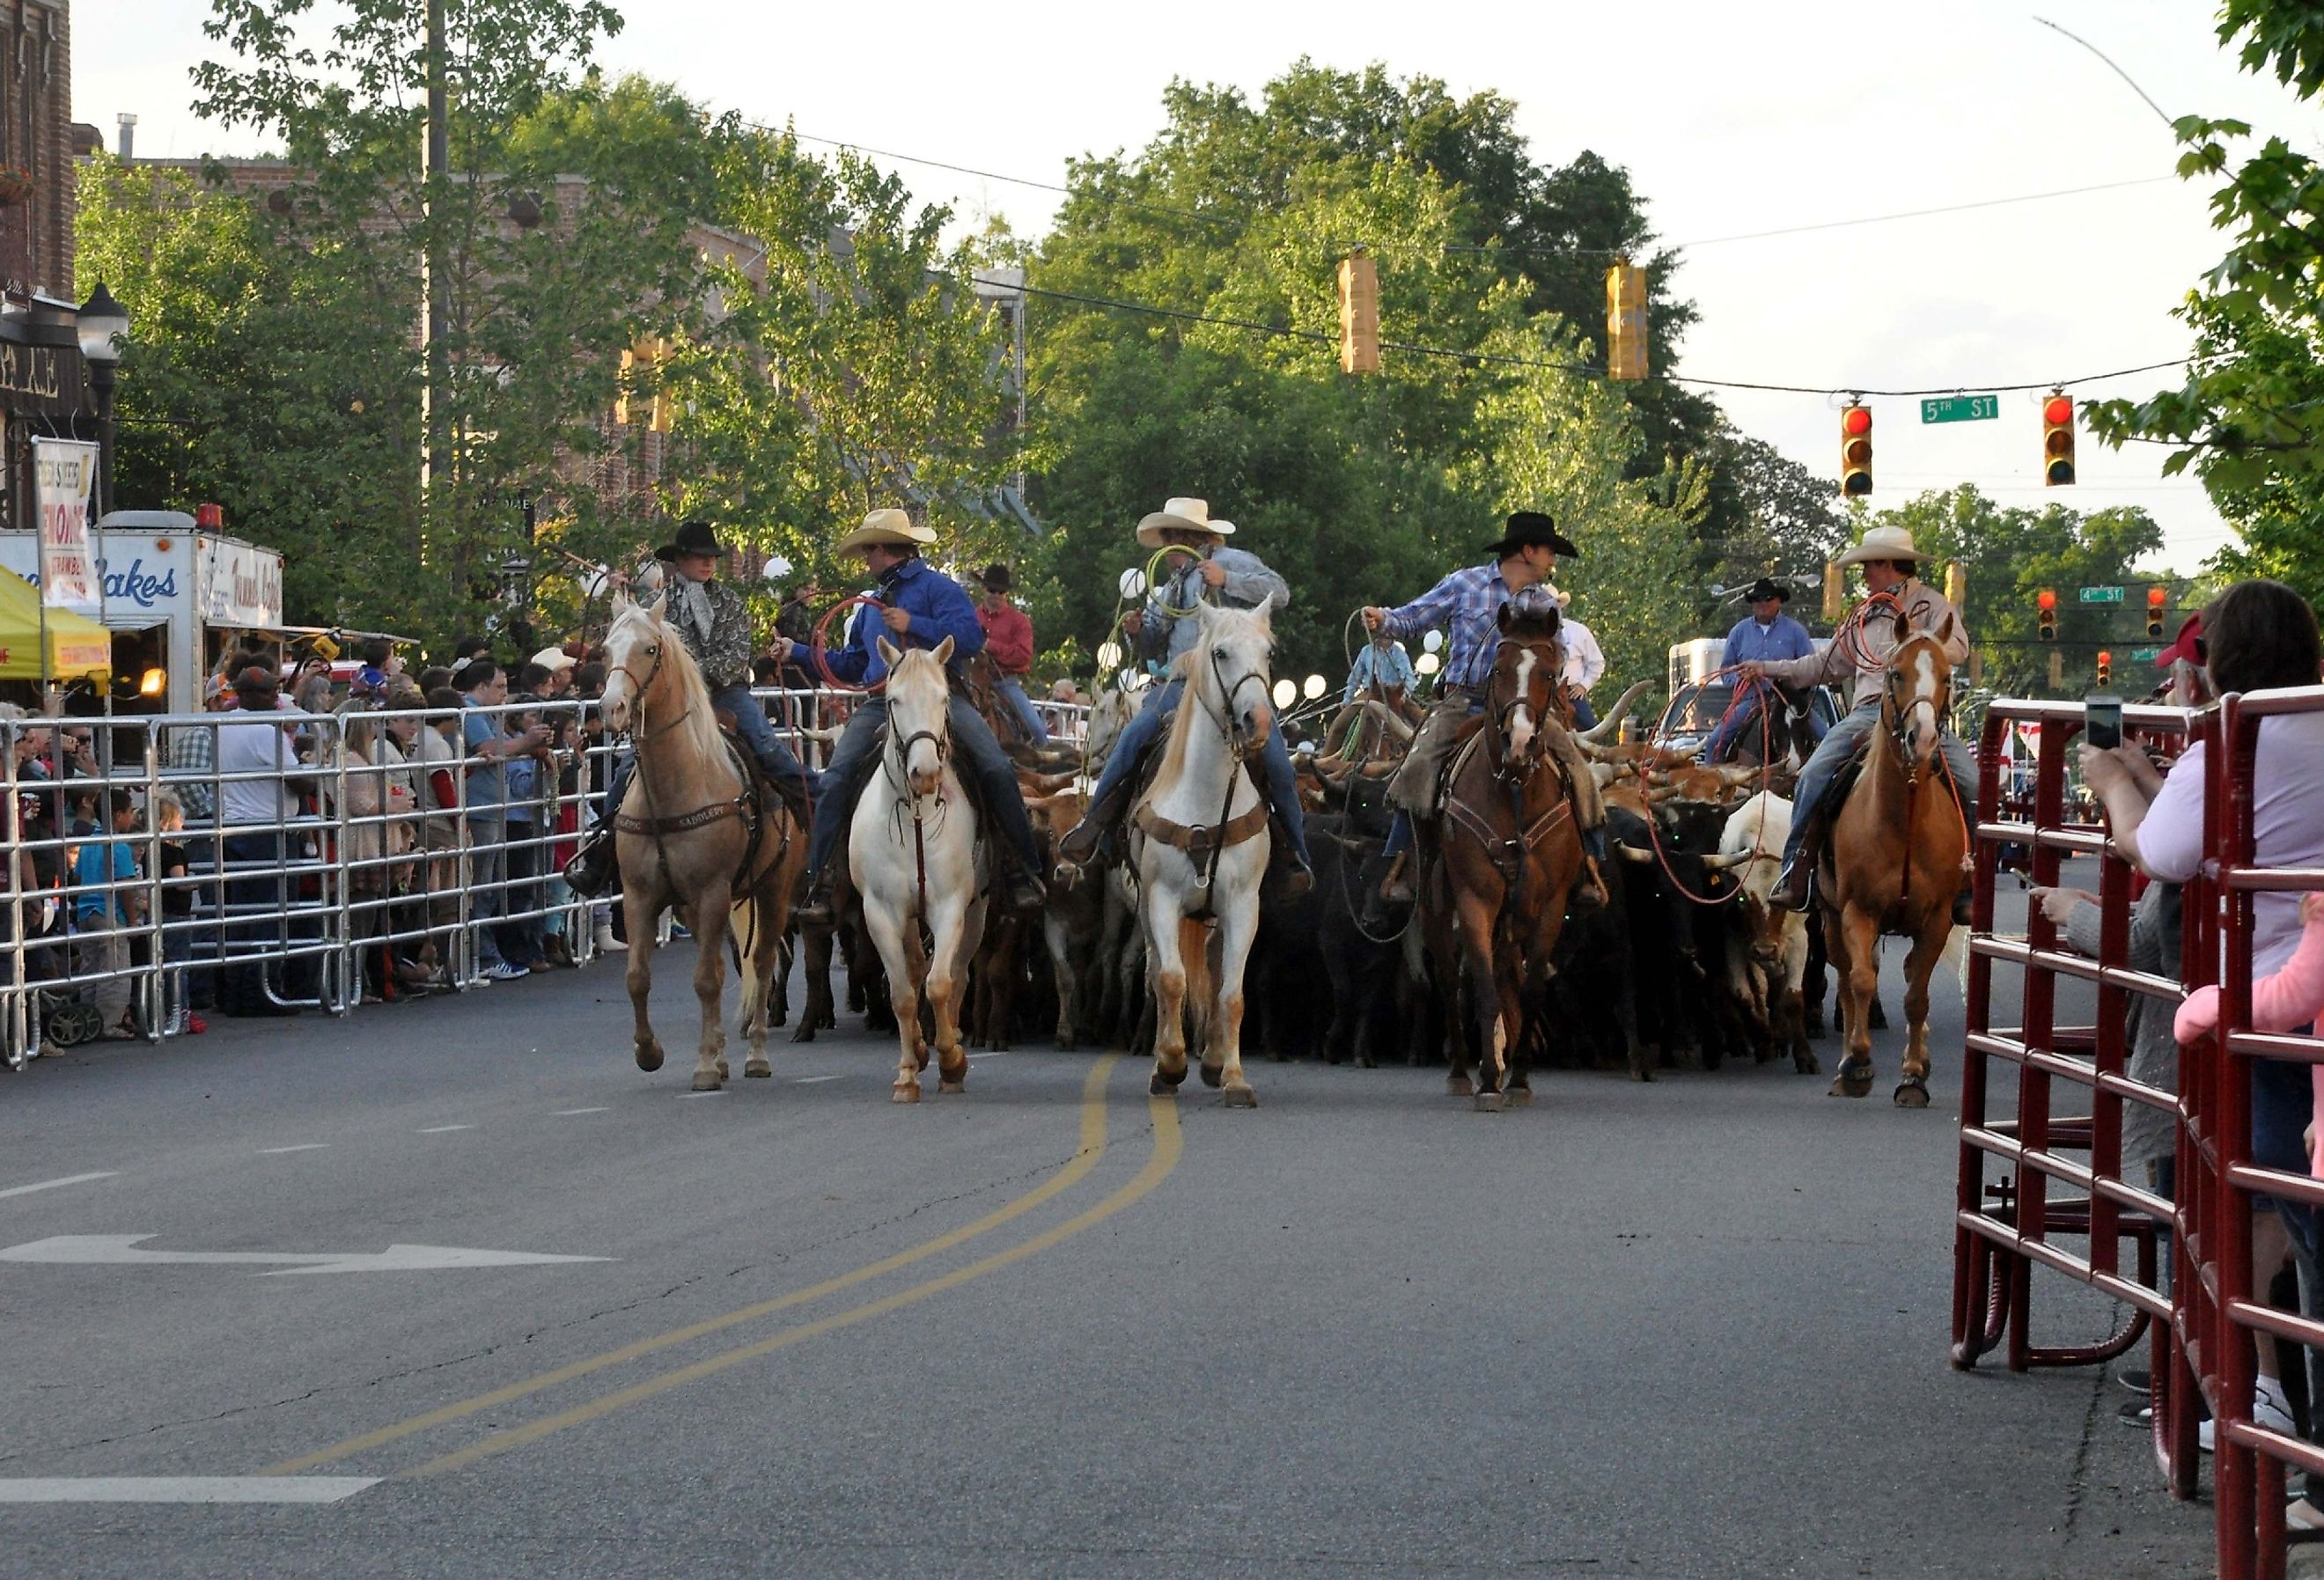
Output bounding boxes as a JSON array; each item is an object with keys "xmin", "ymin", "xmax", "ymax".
[
  {"xmin": 1488, "ymin": 636, "xmax": 1560, "ymax": 774},
  {"xmin": 879, "ymin": 658, "xmax": 954, "ymax": 937},
  {"xmin": 1880, "ymin": 637, "xmax": 1953, "ymax": 790},
  {"xmin": 1193, "ymin": 640, "xmax": 1272, "ymax": 762}
]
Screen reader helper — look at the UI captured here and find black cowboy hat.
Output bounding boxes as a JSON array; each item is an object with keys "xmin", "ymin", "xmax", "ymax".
[
  {"xmin": 1482, "ymin": 510, "xmax": 1580, "ymax": 561},
  {"xmin": 1741, "ymin": 577, "xmax": 1791, "ymax": 603},
  {"xmin": 653, "ymin": 519, "xmax": 725, "ymax": 563},
  {"xmin": 980, "ymin": 562, "xmax": 1014, "ymax": 592}
]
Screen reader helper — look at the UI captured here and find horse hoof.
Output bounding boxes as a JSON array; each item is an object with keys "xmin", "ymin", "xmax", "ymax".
[
  {"xmin": 1474, "ymin": 1091, "xmax": 1504, "ymax": 1113},
  {"xmin": 892, "ymin": 1081, "xmax": 921, "ymax": 1104},
  {"xmin": 635, "ymin": 1042, "xmax": 665, "ymax": 1073},
  {"xmin": 789, "ymin": 1025, "xmax": 818, "ymax": 1045},
  {"xmin": 1894, "ymin": 1078, "xmax": 1931, "ymax": 1109},
  {"xmin": 1447, "ymin": 1076, "xmax": 1474, "ymax": 1098},
  {"xmin": 1148, "ymin": 1072, "xmax": 1180, "ymax": 1098},
  {"xmin": 938, "ymin": 1079, "xmax": 965, "ymax": 1095},
  {"xmin": 1796, "ymin": 1054, "xmax": 1822, "ymax": 1076},
  {"xmin": 1152, "ymin": 1062, "xmax": 1188, "ymax": 1091},
  {"xmin": 715, "ymin": 1058, "xmax": 730, "ymax": 1081},
  {"xmin": 1828, "ymin": 1062, "xmax": 1872, "ymax": 1099},
  {"xmin": 1221, "ymin": 1084, "xmax": 1258, "ymax": 1108},
  {"xmin": 1199, "ymin": 1062, "xmax": 1224, "ymax": 1089},
  {"xmin": 744, "ymin": 1059, "xmax": 771, "ymax": 1078},
  {"xmin": 1506, "ymin": 1086, "xmax": 1533, "ymax": 1107},
  {"xmin": 691, "ymin": 1071, "xmax": 722, "ymax": 1092}
]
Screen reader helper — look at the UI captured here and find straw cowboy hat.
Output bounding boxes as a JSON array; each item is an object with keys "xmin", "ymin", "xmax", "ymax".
[
  {"xmin": 654, "ymin": 519, "xmax": 726, "ymax": 562},
  {"xmin": 836, "ymin": 507, "xmax": 938, "ymax": 555},
  {"xmin": 530, "ymin": 644, "xmax": 577, "ymax": 673},
  {"xmin": 1539, "ymin": 581, "xmax": 1574, "ymax": 609},
  {"xmin": 1136, "ymin": 496, "xmax": 1238, "ymax": 550},
  {"xmin": 1833, "ymin": 525, "xmax": 1927, "ymax": 569}
]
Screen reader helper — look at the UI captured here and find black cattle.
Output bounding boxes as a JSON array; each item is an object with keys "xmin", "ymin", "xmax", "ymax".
[
  {"xmin": 1544, "ymin": 803, "xmax": 1651, "ymax": 1079},
  {"xmin": 1607, "ymin": 796, "xmax": 1748, "ymax": 1069}
]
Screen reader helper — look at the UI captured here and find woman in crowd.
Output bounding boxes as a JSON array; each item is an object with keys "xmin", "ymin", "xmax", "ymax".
[{"xmin": 496, "ymin": 697, "xmax": 550, "ymax": 974}]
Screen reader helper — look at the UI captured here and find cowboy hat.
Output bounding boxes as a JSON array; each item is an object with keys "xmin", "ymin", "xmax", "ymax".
[
  {"xmin": 1740, "ymin": 576, "xmax": 1791, "ymax": 603},
  {"xmin": 980, "ymin": 562, "xmax": 1015, "ymax": 593},
  {"xmin": 530, "ymin": 644, "xmax": 577, "ymax": 672},
  {"xmin": 654, "ymin": 519, "xmax": 725, "ymax": 563},
  {"xmin": 1482, "ymin": 510, "xmax": 1580, "ymax": 561},
  {"xmin": 1833, "ymin": 525, "xmax": 1926, "ymax": 569},
  {"xmin": 1136, "ymin": 496, "xmax": 1237, "ymax": 550},
  {"xmin": 836, "ymin": 507, "xmax": 937, "ymax": 555},
  {"xmin": 1539, "ymin": 581, "xmax": 1575, "ymax": 609}
]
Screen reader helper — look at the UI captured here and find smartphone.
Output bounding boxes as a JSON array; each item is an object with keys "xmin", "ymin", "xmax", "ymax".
[{"xmin": 2085, "ymin": 693, "xmax": 2123, "ymax": 752}]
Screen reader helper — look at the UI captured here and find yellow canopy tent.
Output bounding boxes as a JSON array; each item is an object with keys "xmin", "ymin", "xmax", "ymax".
[{"xmin": 0, "ymin": 565, "xmax": 114, "ymax": 681}]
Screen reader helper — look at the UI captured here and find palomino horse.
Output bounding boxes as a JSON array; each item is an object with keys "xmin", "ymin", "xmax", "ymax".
[
  {"xmin": 1130, "ymin": 602, "xmax": 1276, "ymax": 1106},
  {"xmin": 1419, "ymin": 600, "xmax": 1588, "ymax": 1111},
  {"xmin": 599, "ymin": 597, "xmax": 805, "ymax": 1091},
  {"xmin": 850, "ymin": 636, "xmax": 988, "ymax": 1103},
  {"xmin": 1817, "ymin": 614, "xmax": 1967, "ymax": 1106}
]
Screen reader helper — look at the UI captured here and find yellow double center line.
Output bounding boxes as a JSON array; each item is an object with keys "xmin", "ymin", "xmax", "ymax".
[{"xmin": 267, "ymin": 1054, "xmax": 1180, "ymax": 1479}]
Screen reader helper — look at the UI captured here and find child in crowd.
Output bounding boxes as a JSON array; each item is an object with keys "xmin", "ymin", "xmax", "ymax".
[{"xmin": 2179, "ymin": 891, "xmax": 2324, "ymax": 1174}]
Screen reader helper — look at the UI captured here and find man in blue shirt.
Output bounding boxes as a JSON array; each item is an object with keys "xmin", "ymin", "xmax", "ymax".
[
  {"xmin": 785, "ymin": 510, "xmax": 1045, "ymax": 925},
  {"xmin": 1055, "ymin": 496, "xmax": 1312, "ymax": 895},
  {"xmin": 1359, "ymin": 511, "xmax": 1605, "ymax": 913},
  {"xmin": 1343, "ymin": 637, "xmax": 1416, "ymax": 704},
  {"xmin": 1703, "ymin": 577, "xmax": 1825, "ymax": 764}
]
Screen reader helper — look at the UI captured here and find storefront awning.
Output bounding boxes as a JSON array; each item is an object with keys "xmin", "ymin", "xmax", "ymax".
[{"xmin": 0, "ymin": 566, "xmax": 114, "ymax": 680}]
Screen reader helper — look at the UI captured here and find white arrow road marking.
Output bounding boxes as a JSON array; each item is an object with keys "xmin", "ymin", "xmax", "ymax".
[
  {"xmin": 416, "ymin": 1125, "xmax": 474, "ymax": 1134},
  {"xmin": 552, "ymin": 1107, "xmax": 609, "ymax": 1115},
  {"xmin": 257, "ymin": 1144, "xmax": 328, "ymax": 1155},
  {"xmin": 0, "ymin": 1478, "xmax": 379, "ymax": 1503},
  {"xmin": 792, "ymin": 1074, "xmax": 844, "ymax": 1084},
  {"xmin": 0, "ymin": 1236, "xmax": 609, "ymax": 1276},
  {"xmin": 0, "ymin": 1172, "xmax": 117, "ymax": 1202}
]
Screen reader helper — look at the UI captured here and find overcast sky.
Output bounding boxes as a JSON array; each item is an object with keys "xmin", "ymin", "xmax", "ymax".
[{"xmin": 81, "ymin": 0, "xmax": 2324, "ymax": 574}]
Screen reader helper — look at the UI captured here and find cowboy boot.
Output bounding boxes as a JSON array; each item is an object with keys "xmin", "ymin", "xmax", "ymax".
[
  {"xmin": 1058, "ymin": 777, "xmax": 1135, "ymax": 868},
  {"xmin": 792, "ymin": 868, "xmax": 838, "ymax": 930},
  {"xmin": 1269, "ymin": 813, "xmax": 1313, "ymax": 900},
  {"xmin": 563, "ymin": 827, "xmax": 617, "ymax": 899},
  {"xmin": 1363, "ymin": 849, "xmax": 1413, "ymax": 935},
  {"xmin": 1004, "ymin": 860, "xmax": 1048, "ymax": 915}
]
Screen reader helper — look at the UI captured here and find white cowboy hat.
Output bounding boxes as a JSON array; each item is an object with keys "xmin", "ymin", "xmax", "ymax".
[
  {"xmin": 837, "ymin": 507, "xmax": 938, "ymax": 555},
  {"xmin": 529, "ymin": 645, "xmax": 577, "ymax": 672},
  {"xmin": 1136, "ymin": 496, "xmax": 1238, "ymax": 550},
  {"xmin": 1539, "ymin": 581, "xmax": 1574, "ymax": 609},
  {"xmin": 1833, "ymin": 525, "xmax": 1927, "ymax": 569}
]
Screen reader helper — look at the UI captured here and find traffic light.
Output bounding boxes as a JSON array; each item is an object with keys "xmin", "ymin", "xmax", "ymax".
[
  {"xmin": 1841, "ymin": 404, "xmax": 1872, "ymax": 496},
  {"xmin": 2096, "ymin": 650, "xmax": 2112, "ymax": 687},
  {"xmin": 2037, "ymin": 587, "xmax": 2058, "ymax": 641},
  {"xmin": 1338, "ymin": 251, "xmax": 1379, "ymax": 375},
  {"xmin": 1606, "ymin": 262, "xmax": 1648, "ymax": 381},
  {"xmin": 2146, "ymin": 584, "xmax": 2167, "ymax": 638},
  {"xmin": 2043, "ymin": 392, "xmax": 2076, "ymax": 486}
]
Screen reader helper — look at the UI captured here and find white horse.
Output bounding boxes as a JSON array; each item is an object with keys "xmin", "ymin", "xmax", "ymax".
[
  {"xmin": 1131, "ymin": 602, "xmax": 1276, "ymax": 1106},
  {"xmin": 850, "ymin": 637, "xmax": 988, "ymax": 1103}
]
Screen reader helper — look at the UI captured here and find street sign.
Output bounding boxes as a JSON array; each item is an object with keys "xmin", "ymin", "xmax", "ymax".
[
  {"xmin": 1920, "ymin": 394, "xmax": 1999, "ymax": 424},
  {"xmin": 2078, "ymin": 585, "xmax": 2125, "ymax": 604},
  {"xmin": 2131, "ymin": 647, "xmax": 2161, "ymax": 663}
]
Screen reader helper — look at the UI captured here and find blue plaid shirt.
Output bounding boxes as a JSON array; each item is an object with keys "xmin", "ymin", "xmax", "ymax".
[
  {"xmin": 1343, "ymin": 641, "xmax": 1417, "ymax": 702},
  {"xmin": 1380, "ymin": 562, "xmax": 1514, "ymax": 693}
]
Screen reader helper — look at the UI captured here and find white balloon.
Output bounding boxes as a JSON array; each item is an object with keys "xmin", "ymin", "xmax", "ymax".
[
  {"xmin": 1118, "ymin": 567, "xmax": 1148, "ymax": 599},
  {"xmin": 1416, "ymin": 651, "xmax": 1442, "ymax": 676},
  {"xmin": 1096, "ymin": 641, "xmax": 1123, "ymax": 671},
  {"xmin": 1422, "ymin": 629, "xmax": 1445, "ymax": 655},
  {"xmin": 1302, "ymin": 674, "xmax": 1327, "ymax": 701},
  {"xmin": 761, "ymin": 555, "xmax": 793, "ymax": 582},
  {"xmin": 583, "ymin": 565, "xmax": 612, "ymax": 599},
  {"xmin": 1271, "ymin": 679, "xmax": 1297, "ymax": 710}
]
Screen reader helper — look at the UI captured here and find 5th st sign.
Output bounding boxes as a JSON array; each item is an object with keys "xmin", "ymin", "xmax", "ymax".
[{"xmin": 1920, "ymin": 394, "xmax": 1999, "ymax": 424}]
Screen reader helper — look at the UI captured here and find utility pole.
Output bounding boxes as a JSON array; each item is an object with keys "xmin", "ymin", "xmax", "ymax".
[{"xmin": 418, "ymin": 0, "xmax": 448, "ymax": 568}]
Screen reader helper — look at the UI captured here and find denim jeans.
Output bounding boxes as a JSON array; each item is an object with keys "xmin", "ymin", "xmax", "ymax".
[
  {"xmin": 467, "ymin": 817, "xmax": 508, "ymax": 968},
  {"xmin": 1779, "ymin": 701, "xmax": 1975, "ymax": 878},
  {"xmin": 805, "ymin": 694, "xmax": 1043, "ymax": 879},
  {"xmin": 1704, "ymin": 686, "xmax": 1831, "ymax": 765},
  {"xmin": 220, "ymin": 828, "xmax": 284, "ymax": 1014},
  {"xmin": 599, "ymin": 686, "xmax": 817, "ymax": 830},
  {"xmin": 497, "ymin": 819, "xmax": 544, "ymax": 966},
  {"xmin": 1084, "ymin": 680, "xmax": 1312, "ymax": 868},
  {"xmin": 994, "ymin": 674, "xmax": 1049, "ymax": 744}
]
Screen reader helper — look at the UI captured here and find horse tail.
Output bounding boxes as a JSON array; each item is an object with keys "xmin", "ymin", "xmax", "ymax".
[
  {"xmin": 730, "ymin": 893, "xmax": 765, "ymax": 1033},
  {"xmin": 1178, "ymin": 915, "xmax": 1213, "ymax": 1049}
]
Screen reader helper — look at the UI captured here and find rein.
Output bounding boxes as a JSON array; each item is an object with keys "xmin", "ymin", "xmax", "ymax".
[
  {"xmin": 1142, "ymin": 637, "xmax": 1274, "ymax": 899},
  {"xmin": 879, "ymin": 678, "xmax": 953, "ymax": 943}
]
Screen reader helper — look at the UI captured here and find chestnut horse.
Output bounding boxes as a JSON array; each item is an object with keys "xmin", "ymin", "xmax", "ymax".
[
  {"xmin": 599, "ymin": 596, "xmax": 805, "ymax": 1091},
  {"xmin": 1817, "ymin": 614, "xmax": 1967, "ymax": 1106},
  {"xmin": 1418, "ymin": 601, "xmax": 1588, "ymax": 1111}
]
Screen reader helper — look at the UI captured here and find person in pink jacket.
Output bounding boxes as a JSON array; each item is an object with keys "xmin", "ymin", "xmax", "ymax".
[{"xmin": 2179, "ymin": 891, "xmax": 2324, "ymax": 1175}]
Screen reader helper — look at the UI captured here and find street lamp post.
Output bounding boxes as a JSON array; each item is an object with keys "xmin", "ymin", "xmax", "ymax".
[{"xmin": 77, "ymin": 280, "xmax": 129, "ymax": 518}]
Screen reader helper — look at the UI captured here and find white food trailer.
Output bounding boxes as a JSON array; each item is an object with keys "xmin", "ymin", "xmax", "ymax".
[{"xmin": 0, "ymin": 509, "xmax": 283, "ymax": 716}]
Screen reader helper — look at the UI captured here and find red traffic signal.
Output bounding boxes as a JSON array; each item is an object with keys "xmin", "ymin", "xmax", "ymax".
[
  {"xmin": 2043, "ymin": 391, "xmax": 2077, "ymax": 486},
  {"xmin": 1840, "ymin": 404, "xmax": 1872, "ymax": 496},
  {"xmin": 2146, "ymin": 584, "xmax": 2168, "ymax": 637},
  {"xmin": 2037, "ymin": 587, "xmax": 2058, "ymax": 641},
  {"xmin": 2037, "ymin": 588, "xmax": 2058, "ymax": 610},
  {"xmin": 2096, "ymin": 650, "xmax": 2113, "ymax": 687}
]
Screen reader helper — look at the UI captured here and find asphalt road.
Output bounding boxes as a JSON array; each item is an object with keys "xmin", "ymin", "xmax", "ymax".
[{"xmin": 0, "ymin": 877, "xmax": 2212, "ymax": 1579}]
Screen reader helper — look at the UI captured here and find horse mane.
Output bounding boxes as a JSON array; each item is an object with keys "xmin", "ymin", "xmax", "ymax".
[{"xmin": 618, "ymin": 602, "xmax": 724, "ymax": 768}]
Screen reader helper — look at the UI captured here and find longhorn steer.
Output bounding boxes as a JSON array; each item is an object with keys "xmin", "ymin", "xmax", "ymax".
[{"xmin": 1712, "ymin": 791, "xmax": 1817, "ymax": 1073}]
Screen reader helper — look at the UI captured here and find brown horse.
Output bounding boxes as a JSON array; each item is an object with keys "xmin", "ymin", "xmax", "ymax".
[
  {"xmin": 1817, "ymin": 615, "xmax": 1967, "ymax": 1106},
  {"xmin": 599, "ymin": 596, "xmax": 805, "ymax": 1091},
  {"xmin": 1418, "ymin": 602, "xmax": 1588, "ymax": 1111}
]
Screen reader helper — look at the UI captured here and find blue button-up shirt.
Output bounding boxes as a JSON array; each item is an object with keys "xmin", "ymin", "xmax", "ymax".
[
  {"xmin": 823, "ymin": 556, "xmax": 988, "ymax": 687},
  {"xmin": 1380, "ymin": 562, "xmax": 1513, "ymax": 693},
  {"xmin": 1343, "ymin": 641, "xmax": 1417, "ymax": 702},
  {"xmin": 1721, "ymin": 612, "xmax": 1815, "ymax": 666},
  {"xmin": 1136, "ymin": 546, "xmax": 1291, "ymax": 669}
]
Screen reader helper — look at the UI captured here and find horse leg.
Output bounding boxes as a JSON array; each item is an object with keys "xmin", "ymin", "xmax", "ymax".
[
  {"xmin": 1456, "ymin": 889, "xmax": 1506, "ymax": 1110},
  {"xmin": 863, "ymin": 906, "xmax": 923, "ymax": 1103},
  {"xmin": 1144, "ymin": 888, "xmax": 1192, "ymax": 1096},
  {"xmin": 688, "ymin": 885, "xmax": 732, "ymax": 1091},
  {"xmin": 1894, "ymin": 917, "xmax": 1946, "ymax": 1108},
  {"xmin": 736, "ymin": 886, "xmax": 780, "ymax": 1077},
  {"xmin": 1829, "ymin": 904, "xmax": 1879, "ymax": 1099},
  {"xmin": 623, "ymin": 885, "xmax": 665, "ymax": 1074},
  {"xmin": 930, "ymin": 899, "xmax": 974, "ymax": 1095},
  {"xmin": 1209, "ymin": 896, "xmax": 1260, "ymax": 1107}
]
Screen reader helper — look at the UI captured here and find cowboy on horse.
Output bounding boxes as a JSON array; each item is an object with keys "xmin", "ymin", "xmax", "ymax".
[
  {"xmin": 566, "ymin": 519, "xmax": 819, "ymax": 896},
  {"xmin": 1738, "ymin": 525, "xmax": 1974, "ymax": 924},
  {"xmin": 785, "ymin": 509, "xmax": 1047, "ymax": 926},
  {"xmin": 1702, "ymin": 576, "xmax": 1825, "ymax": 766},
  {"xmin": 1056, "ymin": 496, "xmax": 1314, "ymax": 897},
  {"xmin": 1358, "ymin": 510, "xmax": 1609, "ymax": 919}
]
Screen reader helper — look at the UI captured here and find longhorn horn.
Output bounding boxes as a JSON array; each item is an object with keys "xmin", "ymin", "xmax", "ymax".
[
  {"xmin": 1615, "ymin": 842, "xmax": 1656, "ymax": 864},
  {"xmin": 1701, "ymin": 849, "xmax": 1754, "ymax": 871},
  {"xmin": 1576, "ymin": 680, "xmax": 1653, "ymax": 743}
]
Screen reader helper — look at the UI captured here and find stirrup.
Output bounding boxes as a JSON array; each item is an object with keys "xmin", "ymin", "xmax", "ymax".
[{"xmin": 793, "ymin": 873, "xmax": 836, "ymax": 927}]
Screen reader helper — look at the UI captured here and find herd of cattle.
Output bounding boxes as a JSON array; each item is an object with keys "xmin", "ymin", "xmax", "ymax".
[{"xmin": 769, "ymin": 677, "xmax": 1885, "ymax": 1084}]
